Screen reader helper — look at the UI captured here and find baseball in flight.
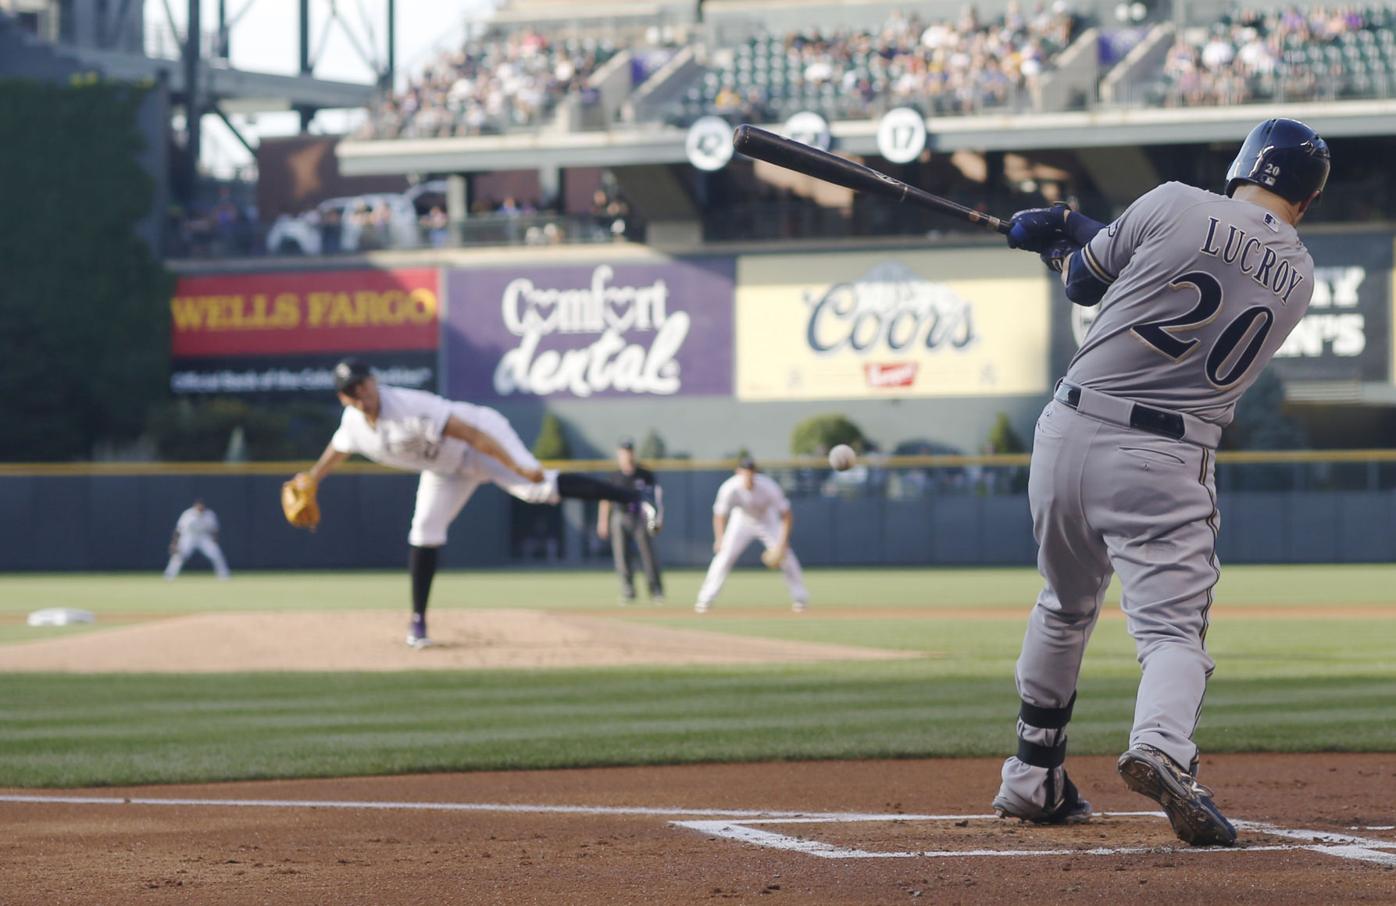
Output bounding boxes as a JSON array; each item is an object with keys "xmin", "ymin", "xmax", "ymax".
[{"xmin": 828, "ymin": 444, "xmax": 857, "ymax": 471}]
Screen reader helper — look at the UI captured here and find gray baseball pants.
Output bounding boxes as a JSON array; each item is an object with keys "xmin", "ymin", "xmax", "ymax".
[
  {"xmin": 999, "ymin": 399, "xmax": 1219, "ymax": 809},
  {"xmin": 611, "ymin": 510, "xmax": 663, "ymax": 599}
]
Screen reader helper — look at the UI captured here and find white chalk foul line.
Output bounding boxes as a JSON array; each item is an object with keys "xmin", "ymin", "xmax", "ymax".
[{"xmin": 0, "ymin": 794, "xmax": 1003, "ymax": 823}]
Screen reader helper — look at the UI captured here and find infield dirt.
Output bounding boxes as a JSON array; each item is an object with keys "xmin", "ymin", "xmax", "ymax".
[
  {"xmin": 0, "ymin": 609, "xmax": 916, "ymax": 672},
  {"xmin": 3, "ymin": 754, "xmax": 1394, "ymax": 905}
]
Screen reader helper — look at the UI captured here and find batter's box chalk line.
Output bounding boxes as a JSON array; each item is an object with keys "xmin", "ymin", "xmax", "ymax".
[
  {"xmin": 1, "ymin": 795, "xmax": 1392, "ymax": 867},
  {"xmin": 669, "ymin": 812, "xmax": 1396, "ymax": 867}
]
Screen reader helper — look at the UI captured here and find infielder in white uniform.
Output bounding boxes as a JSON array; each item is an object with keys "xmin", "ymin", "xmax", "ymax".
[
  {"xmin": 695, "ymin": 457, "xmax": 808, "ymax": 613},
  {"xmin": 991, "ymin": 118, "xmax": 1328, "ymax": 847},
  {"xmin": 299, "ymin": 359, "xmax": 661, "ymax": 648},
  {"xmin": 163, "ymin": 499, "xmax": 230, "ymax": 579}
]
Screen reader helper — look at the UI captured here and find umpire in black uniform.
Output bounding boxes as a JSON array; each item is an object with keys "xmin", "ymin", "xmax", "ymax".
[{"xmin": 597, "ymin": 439, "xmax": 664, "ymax": 604}]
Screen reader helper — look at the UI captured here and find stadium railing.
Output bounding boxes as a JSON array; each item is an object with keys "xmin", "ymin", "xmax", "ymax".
[{"xmin": 6, "ymin": 450, "xmax": 1396, "ymax": 495}]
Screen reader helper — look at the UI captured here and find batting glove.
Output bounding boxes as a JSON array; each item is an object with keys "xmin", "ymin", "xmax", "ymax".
[
  {"xmin": 1006, "ymin": 202, "xmax": 1071, "ymax": 253},
  {"xmin": 1039, "ymin": 236, "xmax": 1081, "ymax": 273}
]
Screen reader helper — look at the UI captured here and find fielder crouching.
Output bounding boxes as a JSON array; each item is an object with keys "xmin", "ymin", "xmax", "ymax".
[
  {"xmin": 290, "ymin": 359, "xmax": 661, "ymax": 648},
  {"xmin": 695, "ymin": 456, "xmax": 808, "ymax": 614}
]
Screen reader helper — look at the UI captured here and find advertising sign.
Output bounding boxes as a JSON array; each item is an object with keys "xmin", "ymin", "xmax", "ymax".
[
  {"xmin": 1270, "ymin": 233, "xmax": 1391, "ymax": 382},
  {"xmin": 736, "ymin": 251, "xmax": 1050, "ymax": 400},
  {"xmin": 169, "ymin": 268, "xmax": 440, "ymax": 394},
  {"xmin": 445, "ymin": 258, "xmax": 735, "ymax": 400}
]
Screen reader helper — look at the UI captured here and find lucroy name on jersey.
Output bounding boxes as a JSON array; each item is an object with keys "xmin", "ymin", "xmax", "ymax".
[{"xmin": 1199, "ymin": 216, "xmax": 1306, "ymax": 304}]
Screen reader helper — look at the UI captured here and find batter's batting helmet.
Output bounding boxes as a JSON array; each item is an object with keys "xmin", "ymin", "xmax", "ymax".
[{"xmin": 1225, "ymin": 118, "xmax": 1330, "ymax": 204}]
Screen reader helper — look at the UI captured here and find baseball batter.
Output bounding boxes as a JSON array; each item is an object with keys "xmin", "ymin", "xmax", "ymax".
[
  {"xmin": 695, "ymin": 457, "xmax": 807, "ymax": 613},
  {"xmin": 163, "ymin": 499, "xmax": 230, "ymax": 580},
  {"xmin": 297, "ymin": 360, "xmax": 661, "ymax": 648},
  {"xmin": 991, "ymin": 118, "xmax": 1329, "ymax": 847}
]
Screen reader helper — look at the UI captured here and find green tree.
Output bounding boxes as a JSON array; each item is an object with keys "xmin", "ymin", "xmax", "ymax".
[
  {"xmin": 533, "ymin": 411, "xmax": 572, "ymax": 460},
  {"xmin": 0, "ymin": 78, "xmax": 172, "ymax": 460},
  {"xmin": 986, "ymin": 412, "xmax": 1027, "ymax": 454},
  {"xmin": 146, "ymin": 398, "xmax": 339, "ymax": 461},
  {"xmin": 790, "ymin": 414, "xmax": 868, "ymax": 456},
  {"xmin": 1224, "ymin": 369, "xmax": 1308, "ymax": 450},
  {"xmin": 638, "ymin": 429, "xmax": 667, "ymax": 460}
]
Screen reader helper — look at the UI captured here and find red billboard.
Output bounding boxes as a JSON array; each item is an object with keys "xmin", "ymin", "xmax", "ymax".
[
  {"xmin": 171, "ymin": 268, "xmax": 439, "ymax": 357},
  {"xmin": 170, "ymin": 268, "xmax": 440, "ymax": 395}
]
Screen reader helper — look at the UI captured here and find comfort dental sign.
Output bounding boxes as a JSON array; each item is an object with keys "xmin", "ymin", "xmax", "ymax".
[{"xmin": 444, "ymin": 259, "xmax": 735, "ymax": 399}]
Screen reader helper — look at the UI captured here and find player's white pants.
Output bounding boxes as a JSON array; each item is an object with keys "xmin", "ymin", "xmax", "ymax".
[
  {"xmin": 696, "ymin": 510, "xmax": 807, "ymax": 608},
  {"xmin": 408, "ymin": 406, "xmax": 560, "ymax": 547},
  {"xmin": 164, "ymin": 536, "xmax": 229, "ymax": 579}
]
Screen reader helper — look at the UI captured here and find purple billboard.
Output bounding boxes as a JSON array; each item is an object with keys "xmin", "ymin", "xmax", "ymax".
[{"xmin": 445, "ymin": 258, "xmax": 735, "ymax": 400}]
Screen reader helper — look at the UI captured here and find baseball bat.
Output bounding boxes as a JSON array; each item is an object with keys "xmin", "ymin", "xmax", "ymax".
[{"xmin": 731, "ymin": 124, "xmax": 1010, "ymax": 235}]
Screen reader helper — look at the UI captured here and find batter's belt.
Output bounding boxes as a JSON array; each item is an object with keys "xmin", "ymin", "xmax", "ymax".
[{"xmin": 1054, "ymin": 381, "xmax": 1222, "ymax": 449}]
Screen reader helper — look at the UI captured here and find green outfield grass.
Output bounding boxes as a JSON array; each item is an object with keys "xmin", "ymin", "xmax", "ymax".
[{"xmin": 1, "ymin": 566, "xmax": 1394, "ymax": 787}]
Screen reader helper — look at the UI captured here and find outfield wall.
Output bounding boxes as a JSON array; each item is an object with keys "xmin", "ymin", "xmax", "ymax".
[{"xmin": 3, "ymin": 463, "xmax": 1395, "ymax": 572}]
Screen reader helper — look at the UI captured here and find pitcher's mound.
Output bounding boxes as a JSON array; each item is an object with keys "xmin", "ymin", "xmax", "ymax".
[{"xmin": 0, "ymin": 610, "xmax": 917, "ymax": 672}]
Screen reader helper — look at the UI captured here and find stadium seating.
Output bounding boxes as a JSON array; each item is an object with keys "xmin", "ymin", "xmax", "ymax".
[
  {"xmin": 1148, "ymin": 5, "xmax": 1396, "ymax": 107},
  {"xmin": 667, "ymin": 5, "xmax": 1080, "ymax": 125},
  {"xmin": 359, "ymin": 29, "xmax": 620, "ymax": 138}
]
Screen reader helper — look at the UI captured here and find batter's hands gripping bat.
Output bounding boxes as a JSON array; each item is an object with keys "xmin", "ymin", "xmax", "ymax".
[{"xmin": 731, "ymin": 124, "xmax": 1010, "ymax": 235}]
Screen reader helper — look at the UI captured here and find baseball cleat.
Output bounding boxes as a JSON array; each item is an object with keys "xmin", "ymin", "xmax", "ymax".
[
  {"xmin": 406, "ymin": 616, "xmax": 432, "ymax": 649},
  {"xmin": 694, "ymin": 601, "xmax": 710, "ymax": 614},
  {"xmin": 640, "ymin": 486, "xmax": 664, "ymax": 535},
  {"xmin": 1117, "ymin": 745, "xmax": 1237, "ymax": 847},
  {"xmin": 992, "ymin": 773, "xmax": 1092, "ymax": 825},
  {"xmin": 792, "ymin": 600, "xmax": 808, "ymax": 613}
]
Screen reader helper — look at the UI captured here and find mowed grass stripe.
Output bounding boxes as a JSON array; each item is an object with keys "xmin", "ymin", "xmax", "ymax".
[
  {"xmin": 2, "ymin": 672, "xmax": 1394, "ymax": 787},
  {"xmin": 1, "ymin": 566, "xmax": 1393, "ymax": 787}
]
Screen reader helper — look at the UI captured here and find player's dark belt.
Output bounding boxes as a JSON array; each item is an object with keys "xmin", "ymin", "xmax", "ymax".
[{"xmin": 1053, "ymin": 381, "xmax": 1218, "ymax": 446}]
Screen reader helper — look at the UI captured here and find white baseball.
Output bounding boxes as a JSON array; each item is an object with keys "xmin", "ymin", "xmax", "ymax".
[{"xmin": 828, "ymin": 444, "xmax": 857, "ymax": 471}]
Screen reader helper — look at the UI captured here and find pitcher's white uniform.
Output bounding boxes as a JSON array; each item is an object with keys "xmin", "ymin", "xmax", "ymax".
[
  {"xmin": 164, "ymin": 505, "xmax": 230, "ymax": 579},
  {"xmin": 696, "ymin": 473, "xmax": 808, "ymax": 610},
  {"xmin": 329, "ymin": 385, "xmax": 558, "ymax": 546}
]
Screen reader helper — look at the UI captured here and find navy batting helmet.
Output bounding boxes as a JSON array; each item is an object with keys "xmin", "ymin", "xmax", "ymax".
[{"xmin": 1225, "ymin": 118, "xmax": 1330, "ymax": 204}]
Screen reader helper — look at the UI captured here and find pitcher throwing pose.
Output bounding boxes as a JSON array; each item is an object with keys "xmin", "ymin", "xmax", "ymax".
[
  {"xmin": 294, "ymin": 360, "xmax": 660, "ymax": 648},
  {"xmin": 695, "ymin": 456, "xmax": 808, "ymax": 614},
  {"xmin": 991, "ymin": 119, "xmax": 1328, "ymax": 846}
]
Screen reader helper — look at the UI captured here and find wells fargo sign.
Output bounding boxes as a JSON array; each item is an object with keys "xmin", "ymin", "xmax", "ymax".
[
  {"xmin": 170, "ymin": 268, "xmax": 439, "ymax": 357},
  {"xmin": 169, "ymin": 268, "xmax": 440, "ymax": 395}
]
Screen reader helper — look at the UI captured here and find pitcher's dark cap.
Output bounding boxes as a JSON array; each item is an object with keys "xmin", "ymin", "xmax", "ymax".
[
  {"xmin": 738, "ymin": 455, "xmax": 756, "ymax": 470},
  {"xmin": 334, "ymin": 359, "xmax": 372, "ymax": 393}
]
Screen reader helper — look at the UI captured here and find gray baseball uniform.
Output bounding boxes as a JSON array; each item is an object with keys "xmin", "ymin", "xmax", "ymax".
[{"xmin": 998, "ymin": 182, "xmax": 1314, "ymax": 813}]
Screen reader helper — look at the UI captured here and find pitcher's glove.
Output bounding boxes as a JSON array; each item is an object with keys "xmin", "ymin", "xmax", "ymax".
[
  {"xmin": 761, "ymin": 547, "xmax": 786, "ymax": 570},
  {"xmin": 281, "ymin": 474, "xmax": 320, "ymax": 531}
]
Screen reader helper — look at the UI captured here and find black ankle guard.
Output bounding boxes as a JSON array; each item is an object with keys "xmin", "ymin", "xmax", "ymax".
[
  {"xmin": 1018, "ymin": 737, "xmax": 1067, "ymax": 769},
  {"xmin": 1020, "ymin": 692, "xmax": 1076, "ymax": 730}
]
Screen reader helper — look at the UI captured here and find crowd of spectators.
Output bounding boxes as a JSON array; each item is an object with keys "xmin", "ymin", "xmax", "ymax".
[
  {"xmin": 1154, "ymin": 6, "xmax": 1396, "ymax": 107},
  {"xmin": 679, "ymin": 2, "xmax": 1079, "ymax": 125},
  {"xmin": 358, "ymin": 29, "xmax": 619, "ymax": 139}
]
